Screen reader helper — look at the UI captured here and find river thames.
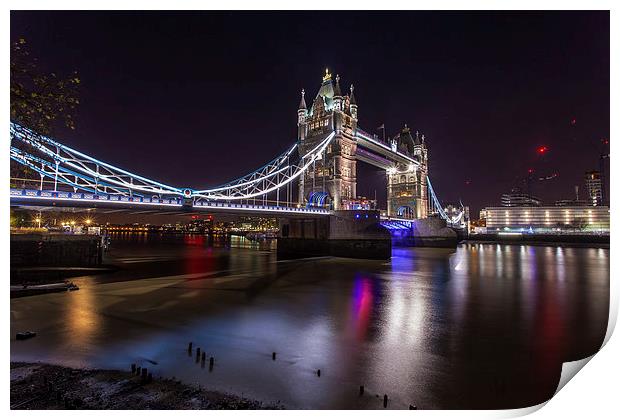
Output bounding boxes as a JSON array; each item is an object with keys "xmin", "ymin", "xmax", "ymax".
[{"xmin": 10, "ymin": 233, "xmax": 609, "ymax": 409}]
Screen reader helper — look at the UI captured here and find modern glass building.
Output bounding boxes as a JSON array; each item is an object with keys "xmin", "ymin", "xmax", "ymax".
[
  {"xmin": 483, "ymin": 206, "xmax": 609, "ymax": 234},
  {"xmin": 585, "ymin": 170, "xmax": 603, "ymax": 206},
  {"xmin": 500, "ymin": 191, "xmax": 542, "ymax": 207}
]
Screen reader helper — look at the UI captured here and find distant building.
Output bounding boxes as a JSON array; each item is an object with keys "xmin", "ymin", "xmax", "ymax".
[
  {"xmin": 481, "ymin": 206, "xmax": 609, "ymax": 234},
  {"xmin": 585, "ymin": 170, "xmax": 603, "ymax": 206},
  {"xmin": 554, "ymin": 199, "xmax": 589, "ymax": 207},
  {"xmin": 501, "ymin": 188, "xmax": 542, "ymax": 207}
]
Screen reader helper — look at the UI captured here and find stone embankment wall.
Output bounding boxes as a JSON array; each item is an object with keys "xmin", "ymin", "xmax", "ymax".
[{"xmin": 11, "ymin": 234, "xmax": 104, "ymax": 267}]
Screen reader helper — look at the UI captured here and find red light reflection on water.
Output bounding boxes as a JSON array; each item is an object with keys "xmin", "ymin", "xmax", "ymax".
[
  {"xmin": 183, "ymin": 235, "xmax": 205, "ymax": 246},
  {"xmin": 182, "ymin": 235, "xmax": 214, "ymax": 277},
  {"xmin": 351, "ymin": 277, "xmax": 373, "ymax": 341}
]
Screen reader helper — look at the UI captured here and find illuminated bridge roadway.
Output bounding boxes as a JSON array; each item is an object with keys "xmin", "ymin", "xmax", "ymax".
[{"xmin": 9, "ymin": 122, "xmax": 461, "ymax": 225}]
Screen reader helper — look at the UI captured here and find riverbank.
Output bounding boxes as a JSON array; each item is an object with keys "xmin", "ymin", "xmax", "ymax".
[
  {"xmin": 10, "ymin": 362, "xmax": 282, "ymax": 409},
  {"xmin": 464, "ymin": 233, "xmax": 609, "ymax": 248},
  {"xmin": 463, "ymin": 239, "xmax": 609, "ymax": 248}
]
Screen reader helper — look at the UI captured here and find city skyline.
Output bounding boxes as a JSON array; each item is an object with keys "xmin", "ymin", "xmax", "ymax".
[{"xmin": 10, "ymin": 11, "xmax": 610, "ymax": 215}]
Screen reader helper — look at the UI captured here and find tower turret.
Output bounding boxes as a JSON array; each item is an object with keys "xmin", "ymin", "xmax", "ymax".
[
  {"xmin": 297, "ymin": 88, "xmax": 308, "ymax": 140},
  {"xmin": 349, "ymin": 84, "xmax": 358, "ymax": 120},
  {"xmin": 333, "ymin": 74, "xmax": 343, "ymax": 111},
  {"xmin": 386, "ymin": 124, "xmax": 429, "ymax": 219},
  {"xmin": 297, "ymin": 69, "xmax": 358, "ymax": 210}
]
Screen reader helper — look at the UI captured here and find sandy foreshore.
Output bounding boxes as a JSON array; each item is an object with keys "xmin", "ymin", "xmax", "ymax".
[{"xmin": 10, "ymin": 362, "xmax": 282, "ymax": 409}]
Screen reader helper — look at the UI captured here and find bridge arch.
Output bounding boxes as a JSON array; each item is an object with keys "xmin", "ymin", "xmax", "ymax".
[
  {"xmin": 308, "ymin": 191, "xmax": 330, "ymax": 207},
  {"xmin": 397, "ymin": 205, "xmax": 415, "ymax": 219}
]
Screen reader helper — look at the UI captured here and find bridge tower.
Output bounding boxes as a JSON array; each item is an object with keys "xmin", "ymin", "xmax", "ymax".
[
  {"xmin": 297, "ymin": 69, "xmax": 358, "ymax": 210},
  {"xmin": 386, "ymin": 126, "xmax": 429, "ymax": 219}
]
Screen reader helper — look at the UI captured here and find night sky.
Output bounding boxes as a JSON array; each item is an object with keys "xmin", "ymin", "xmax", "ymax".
[{"xmin": 11, "ymin": 11, "xmax": 610, "ymax": 217}]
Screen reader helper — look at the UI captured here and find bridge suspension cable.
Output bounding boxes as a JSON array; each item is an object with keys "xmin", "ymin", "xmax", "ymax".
[
  {"xmin": 10, "ymin": 123, "xmax": 183, "ymax": 197},
  {"xmin": 192, "ymin": 132, "xmax": 335, "ymax": 201},
  {"xmin": 426, "ymin": 176, "xmax": 464, "ymax": 226},
  {"xmin": 10, "ymin": 122, "xmax": 335, "ymax": 202}
]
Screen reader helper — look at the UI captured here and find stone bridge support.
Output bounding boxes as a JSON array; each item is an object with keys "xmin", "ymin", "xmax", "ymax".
[{"xmin": 277, "ymin": 210, "xmax": 391, "ymax": 260}]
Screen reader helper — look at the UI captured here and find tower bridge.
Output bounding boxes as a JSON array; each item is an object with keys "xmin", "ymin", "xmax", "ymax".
[
  {"xmin": 10, "ymin": 69, "xmax": 463, "ymax": 257},
  {"xmin": 296, "ymin": 69, "xmax": 429, "ymax": 219}
]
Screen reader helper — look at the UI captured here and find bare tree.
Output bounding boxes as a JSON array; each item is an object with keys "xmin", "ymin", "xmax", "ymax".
[{"xmin": 10, "ymin": 38, "xmax": 81, "ymax": 186}]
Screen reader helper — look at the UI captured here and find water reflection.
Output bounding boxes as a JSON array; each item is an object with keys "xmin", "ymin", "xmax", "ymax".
[
  {"xmin": 350, "ymin": 277, "xmax": 374, "ymax": 341},
  {"xmin": 63, "ymin": 280, "xmax": 102, "ymax": 360},
  {"xmin": 10, "ymin": 235, "xmax": 609, "ymax": 409}
]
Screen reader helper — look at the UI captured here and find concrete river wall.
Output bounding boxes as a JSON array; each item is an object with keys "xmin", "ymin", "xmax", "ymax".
[{"xmin": 11, "ymin": 234, "xmax": 104, "ymax": 268}]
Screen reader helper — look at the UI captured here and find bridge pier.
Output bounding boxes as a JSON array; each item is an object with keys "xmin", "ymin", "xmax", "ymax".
[
  {"xmin": 277, "ymin": 210, "xmax": 391, "ymax": 260},
  {"xmin": 390, "ymin": 217, "xmax": 458, "ymax": 248}
]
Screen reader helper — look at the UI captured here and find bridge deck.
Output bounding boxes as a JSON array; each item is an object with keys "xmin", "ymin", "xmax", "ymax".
[
  {"xmin": 10, "ymin": 189, "xmax": 331, "ymax": 217},
  {"xmin": 355, "ymin": 129, "xmax": 420, "ymax": 167}
]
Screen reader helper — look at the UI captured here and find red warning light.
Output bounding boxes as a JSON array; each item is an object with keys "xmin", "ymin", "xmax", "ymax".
[
  {"xmin": 570, "ymin": 118, "xmax": 577, "ymax": 126},
  {"xmin": 528, "ymin": 168, "xmax": 535, "ymax": 174},
  {"xmin": 537, "ymin": 146, "xmax": 549, "ymax": 154}
]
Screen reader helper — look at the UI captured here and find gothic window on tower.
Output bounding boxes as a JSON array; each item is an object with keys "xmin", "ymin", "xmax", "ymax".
[{"xmin": 344, "ymin": 186, "xmax": 351, "ymax": 198}]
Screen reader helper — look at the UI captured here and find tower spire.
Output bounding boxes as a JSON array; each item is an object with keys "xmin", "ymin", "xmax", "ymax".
[
  {"xmin": 323, "ymin": 68, "xmax": 332, "ymax": 82},
  {"xmin": 298, "ymin": 88, "xmax": 307, "ymax": 110},
  {"xmin": 334, "ymin": 74, "xmax": 342, "ymax": 97},
  {"xmin": 349, "ymin": 84, "xmax": 358, "ymax": 120}
]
